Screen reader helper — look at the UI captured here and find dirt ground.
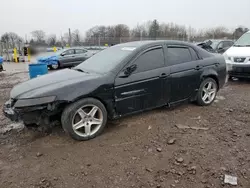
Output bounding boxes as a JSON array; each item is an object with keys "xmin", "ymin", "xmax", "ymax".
[{"xmin": 0, "ymin": 63, "xmax": 250, "ymax": 188}]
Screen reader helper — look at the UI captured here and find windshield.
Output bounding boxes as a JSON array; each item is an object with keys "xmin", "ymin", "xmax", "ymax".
[
  {"xmin": 75, "ymin": 45, "xmax": 136, "ymax": 73},
  {"xmin": 210, "ymin": 41, "xmax": 220, "ymax": 49},
  {"xmin": 234, "ymin": 33, "xmax": 250, "ymax": 46}
]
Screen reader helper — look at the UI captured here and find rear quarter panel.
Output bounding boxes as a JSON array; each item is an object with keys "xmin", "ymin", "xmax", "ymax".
[{"xmin": 200, "ymin": 55, "xmax": 226, "ymax": 89}]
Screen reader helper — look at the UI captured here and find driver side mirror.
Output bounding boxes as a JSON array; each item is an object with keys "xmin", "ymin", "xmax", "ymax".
[
  {"xmin": 61, "ymin": 53, "xmax": 65, "ymax": 56},
  {"xmin": 119, "ymin": 64, "xmax": 137, "ymax": 78}
]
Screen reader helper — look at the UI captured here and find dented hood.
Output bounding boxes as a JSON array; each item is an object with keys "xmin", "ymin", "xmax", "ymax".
[{"xmin": 10, "ymin": 69, "xmax": 100, "ymax": 99}]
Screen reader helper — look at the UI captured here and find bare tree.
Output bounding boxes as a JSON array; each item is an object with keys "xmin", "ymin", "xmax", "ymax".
[
  {"xmin": 31, "ymin": 30, "xmax": 46, "ymax": 42},
  {"xmin": 72, "ymin": 29, "xmax": 82, "ymax": 46},
  {"xmin": 1, "ymin": 32, "xmax": 23, "ymax": 49},
  {"xmin": 47, "ymin": 34, "xmax": 57, "ymax": 46},
  {"xmin": 233, "ymin": 26, "xmax": 249, "ymax": 39},
  {"xmin": 131, "ymin": 24, "xmax": 147, "ymax": 40},
  {"xmin": 114, "ymin": 24, "xmax": 130, "ymax": 38}
]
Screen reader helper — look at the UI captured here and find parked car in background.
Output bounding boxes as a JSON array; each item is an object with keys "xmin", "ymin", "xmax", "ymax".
[
  {"xmin": 196, "ymin": 41, "xmax": 216, "ymax": 53},
  {"xmin": 197, "ymin": 39, "xmax": 234, "ymax": 54},
  {"xmin": 3, "ymin": 41, "xmax": 227, "ymax": 141},
  {"xmin": 37, "ymin": 47, "xmax": 95, "ymax": 69},
  {"xmin": 224, "ymin": 31, "xmax": 250, "ymax": 79},
  {"xmin": 0, "ymin": 56, "xmax": 3, "ymax": 72}
]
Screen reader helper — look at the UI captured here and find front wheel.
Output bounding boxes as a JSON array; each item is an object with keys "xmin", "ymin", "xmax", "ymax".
[
  {"xmin": 61, "ymin": 98, "xmax": 107, "ymax": 141},
  {"xmin": 50, "ymin": 63, "xmax": 59, "ymax": 70},
  {"xmin": 196, "ymin": 78, "xmax": 218, "ymax": 106}
]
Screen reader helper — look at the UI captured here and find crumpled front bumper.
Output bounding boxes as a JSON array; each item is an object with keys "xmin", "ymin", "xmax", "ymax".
[{"xmin": 3, "ymin": 99, "xmax": 19, "ymax": 121}]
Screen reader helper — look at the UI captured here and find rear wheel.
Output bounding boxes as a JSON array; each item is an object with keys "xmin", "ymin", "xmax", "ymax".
[
  {"xmin": 61, "ymin": 98, "xmax": 107, "ymax": 141},
  {"xmin": 196, "ymin": 78, "xmax": 218, "ymax": 106}
]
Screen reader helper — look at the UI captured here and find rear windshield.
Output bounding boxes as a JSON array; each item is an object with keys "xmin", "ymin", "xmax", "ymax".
[{"xmin": 75, "ymin": 45, "xmax": 135, "ymax": 73}]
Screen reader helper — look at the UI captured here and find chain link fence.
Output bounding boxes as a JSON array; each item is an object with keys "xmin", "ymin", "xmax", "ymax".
[{"xmin": 83, "ymin": 36, "xmax": 234, "ymax": 46}]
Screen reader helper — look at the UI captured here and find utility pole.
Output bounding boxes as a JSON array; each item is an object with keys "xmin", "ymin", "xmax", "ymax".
[
  {"xmin": 98, "ymin": 35, "xmax": 101, "ymax": 47},
  {"xmin": 68, "ymin": 28, "xmax": 72, "ymax": 47}
]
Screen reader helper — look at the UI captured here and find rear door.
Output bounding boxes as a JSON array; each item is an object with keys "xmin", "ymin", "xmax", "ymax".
[
  {"xmin": 167, "ymin": 45, "xmax": 202, "ymax": 103},
  {"xmin": 115, "ymin": 46, "xmax": 170, "ymax": 115}
]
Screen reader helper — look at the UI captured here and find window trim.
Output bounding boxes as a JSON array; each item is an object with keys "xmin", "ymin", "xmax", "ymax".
[
  {"xmin": 188, "ymin": 47, "xmax": 199, "ymax": 61},
  {"xmin": 75, "ymin": 49, "xmax": 87, "ymax": 54},
  {"xmin": 62, "ymin": 49, "xmax": 75, "ymax": 56},
  {"xmin": 123, "ymin": 45, "xmax": 165, "ymax": 74}
]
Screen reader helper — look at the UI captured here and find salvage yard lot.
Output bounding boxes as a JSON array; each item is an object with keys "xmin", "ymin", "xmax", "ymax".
[{"xmin": 0, "ymin": 63, "xmax": 250, "ymax": 188}]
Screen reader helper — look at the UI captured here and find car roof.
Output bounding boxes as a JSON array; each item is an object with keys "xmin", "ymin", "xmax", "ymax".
[
  {"xmin": 114, "ymin": 40, "xmax": 194, "ymax": 48},
  {"xmin": 206, "ymin": 39, "xmax": 233, "ymax": 42}
]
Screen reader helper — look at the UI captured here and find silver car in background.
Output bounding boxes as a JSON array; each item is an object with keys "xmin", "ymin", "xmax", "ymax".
[{"xmin": 57, "ymin": 47, "xmax": 96, "ymax": 68}]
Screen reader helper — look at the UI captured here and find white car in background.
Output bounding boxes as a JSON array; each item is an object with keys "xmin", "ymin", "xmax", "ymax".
[{"xmin": 224, "ymin": 31, "xmax": 250, "ymax": 79}]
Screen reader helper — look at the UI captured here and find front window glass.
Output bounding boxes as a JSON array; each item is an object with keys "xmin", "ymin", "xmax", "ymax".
[{"xmin": 132, "ymin": 48, "xmax": 164, "ymax": 73}]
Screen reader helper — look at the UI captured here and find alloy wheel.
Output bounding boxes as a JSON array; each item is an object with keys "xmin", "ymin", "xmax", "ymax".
[
  {"xmin": 201, "ymin": 81, "xmax": 217, "ymax": 104},
  {"xmin": 51, "ymin": 64, "xmax": 59, "ymax": 69},
  {"xmin": 72, "ymin": 105, "xmax": 103, "ymax": 137}
]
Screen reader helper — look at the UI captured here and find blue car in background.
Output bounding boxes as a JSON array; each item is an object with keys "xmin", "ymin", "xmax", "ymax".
[
  {"xmin": 37, "ymin": 47, "xmax": 96, "ymax": 70},
  {"xmin": 0, "ymin": 56, "xmax": 3, "ymax": 72}
]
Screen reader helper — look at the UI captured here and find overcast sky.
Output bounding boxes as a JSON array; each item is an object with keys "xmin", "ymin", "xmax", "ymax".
[{"xmin": 1, "ymin": 0, "xmax": 250, "ymax": 39}]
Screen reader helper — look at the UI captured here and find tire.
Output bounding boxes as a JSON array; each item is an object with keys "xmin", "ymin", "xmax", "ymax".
[
  {"xmin": 196, "ymin": 78, "xmax": 218, "ymax": 106},
  {"xmin": 61, "ymin": 98, "xmax": 107, "ymax": 141},
  {"xmin": 50, "ymin": 62, "xmax": 60, "ymax": 70}
]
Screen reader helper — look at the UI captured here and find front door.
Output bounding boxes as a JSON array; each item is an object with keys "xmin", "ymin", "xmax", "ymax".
[
  {"xmin": 114, "ymin": 46, "xmax": 170, "ymax": 115},
  {"xmin": 59, "ymin": 49, "xmax": 76, "ymax": 66},
  {"xmin": 166, "ymin": 45, "xmax": 202, "ymax": 103}
]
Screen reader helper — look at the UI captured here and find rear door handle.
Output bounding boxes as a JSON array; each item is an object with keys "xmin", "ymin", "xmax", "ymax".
[
  {"xmin": 195, "ymin": 65, "xmax": 202, "ymax": 70},
  {"xmin": 160, "ymin": 73, "xmax": 169, "ymax": 78},
  {"xmin": 215, "ymin": 62, "xmax": 220, "ymax": 67}
]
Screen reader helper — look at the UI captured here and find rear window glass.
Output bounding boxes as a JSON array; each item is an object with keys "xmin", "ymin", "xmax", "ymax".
[{"xmin": 167, "ymin": 47, "xmax": 192, "ymax": 65}]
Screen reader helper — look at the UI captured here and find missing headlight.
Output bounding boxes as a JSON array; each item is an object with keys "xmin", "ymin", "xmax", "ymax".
[{"xmin": 14, "ymin": 96, "xmax": 56, "ymax": 108}]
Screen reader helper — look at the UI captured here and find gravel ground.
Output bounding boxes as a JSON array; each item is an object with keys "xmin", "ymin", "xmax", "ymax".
[{"xmin": 0, "ymin": 63, "xmax": 250, "ymax": 188}]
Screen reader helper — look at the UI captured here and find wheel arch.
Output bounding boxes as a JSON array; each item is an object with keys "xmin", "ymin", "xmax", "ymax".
[
  {"xmin": 65, "ymin": 95, "xmax": 115, "ymax": 119},
  {"xmin": 200, "ymin": 69, "xmax": 219, "ymax": 89}
]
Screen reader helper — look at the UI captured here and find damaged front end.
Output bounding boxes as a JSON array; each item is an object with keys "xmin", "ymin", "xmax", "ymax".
[
  {"xmin": 196, "ymin": 40, "xmax": 216, "ymax": 53},
  {"xmin": 3, "ymin": 96, "xmax": 65, "ymax": 127}
]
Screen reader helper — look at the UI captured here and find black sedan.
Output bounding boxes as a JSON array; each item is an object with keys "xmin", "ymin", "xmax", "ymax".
[{"xmin": 3, "ymin": 41, "xmax": 227, "ymax": 141}]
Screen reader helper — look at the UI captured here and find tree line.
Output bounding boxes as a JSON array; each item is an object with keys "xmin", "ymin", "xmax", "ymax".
[{"xmin": 1, "ymin": 19, "xmax": 249, "ymax": 48}]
